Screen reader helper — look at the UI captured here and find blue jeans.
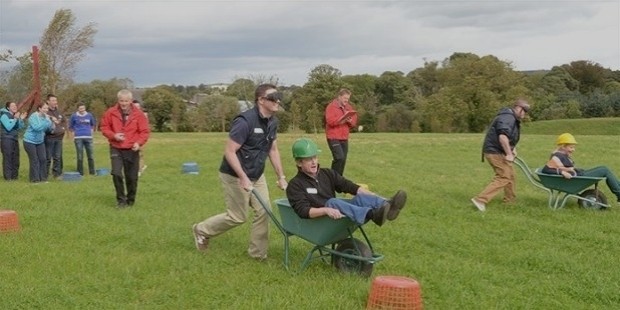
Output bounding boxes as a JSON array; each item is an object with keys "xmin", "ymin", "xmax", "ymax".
[
  {"xmin": 23, "ymin": 141, "xmax": 47, "ymax": 182},
  {"xmin": 74, "ymin": 138, "xmax": 95, "ymax": 175},
  {"xmin": 582, "ymin": 166, "xmax": 620, "ymax": 200},
  {"xmin": 324, "ymin": 193, "xmax": 387, "ymax": 224},
  {"xmin": 45, "ymin": 138, "xmax": 63, "ymax": 177}
]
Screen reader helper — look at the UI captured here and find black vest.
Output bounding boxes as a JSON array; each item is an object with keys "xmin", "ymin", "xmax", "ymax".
[{"xmin": 219, "ymin": 106, "xmax": 278, "ymax": 181}]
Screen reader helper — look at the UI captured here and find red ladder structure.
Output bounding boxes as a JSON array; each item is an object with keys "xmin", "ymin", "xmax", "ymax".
[{"xmin": 16, "ymin": 45, "xmax": 42, "ymax": 114}]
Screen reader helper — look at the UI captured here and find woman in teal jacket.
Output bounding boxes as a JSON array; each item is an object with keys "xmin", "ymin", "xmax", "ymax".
[
  {"xmin": 23, "ymin": 103, "xmax": 54, "ymax": 183},
  {"xmin": 0, "ymin": 101, "xmax": 27, "ymax": 180}
]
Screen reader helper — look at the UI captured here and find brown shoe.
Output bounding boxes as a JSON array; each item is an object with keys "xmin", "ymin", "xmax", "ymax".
[
  {"xmin": 192, "ymin": 224, "xmax": 209, "ymax": 252},
  {"xmin": 372, "ymin": 202, "xmax": 391, "ymax": 226},
  {"xmin": 387, "ymin": 190, "xmax": 407, "ymax": 221}
]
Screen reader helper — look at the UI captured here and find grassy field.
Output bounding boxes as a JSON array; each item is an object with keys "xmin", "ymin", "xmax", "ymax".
[{"xmin": 1, "ymin": 121, "xmax": 620, "ymax": 309}]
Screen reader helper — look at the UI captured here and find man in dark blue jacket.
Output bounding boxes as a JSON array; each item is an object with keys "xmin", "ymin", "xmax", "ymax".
[
  {"xmin": 471, "ymin": 99, "xmax": 530, "ymax": 211},
  {"xmin": 192, "ymin": 84, "xmax": 287, "ymax": 261}
]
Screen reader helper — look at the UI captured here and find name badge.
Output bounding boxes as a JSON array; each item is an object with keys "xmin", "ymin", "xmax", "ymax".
[
  {"xmin": 306, "ymin": 188, "xmax": 318, "ymax": 194},
  {"xmin": 254, "ymin": 128, "xmax": 264, "ymax": 134}
]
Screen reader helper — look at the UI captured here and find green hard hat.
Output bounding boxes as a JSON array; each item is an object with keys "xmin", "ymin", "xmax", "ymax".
[{"xmin": 292, "ymin": 138, "xmax": 320, "ymax": 159}]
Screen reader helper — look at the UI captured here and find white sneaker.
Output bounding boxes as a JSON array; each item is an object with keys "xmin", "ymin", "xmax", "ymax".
[
  {"xmin": 192, "ymin": 224, "xmax": 209, "ymax": 252},
  {"xmin": 471, "ymin": 198, "xmax": 486, "ymax": 211}
]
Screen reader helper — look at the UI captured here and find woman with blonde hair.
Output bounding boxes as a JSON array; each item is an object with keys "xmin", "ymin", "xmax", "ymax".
[{"xmin": 542, "ymin": 133, "xmax": 620, "ymax": 202}]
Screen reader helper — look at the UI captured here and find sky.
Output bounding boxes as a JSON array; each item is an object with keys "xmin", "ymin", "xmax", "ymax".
[{"xmin": 1, "ymin": 0, "xmax": 619, "ymax": 88}]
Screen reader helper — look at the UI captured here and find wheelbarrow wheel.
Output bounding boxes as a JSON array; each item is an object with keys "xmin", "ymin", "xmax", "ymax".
[
  {"xmin": 578, "ymin": 189, "xmax": 608, "ymax": 210},
  {"xmin": 332, "ymin": 238, "xmax": 373, "ymax": 277}
]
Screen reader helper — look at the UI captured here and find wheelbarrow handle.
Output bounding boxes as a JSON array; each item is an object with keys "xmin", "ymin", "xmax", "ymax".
[{"xmin": 250, "ymin": 187, "xmax": 288, "ymax": 237}]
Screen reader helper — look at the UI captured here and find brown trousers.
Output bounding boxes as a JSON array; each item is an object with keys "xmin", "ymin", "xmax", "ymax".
[{"xmin": 474, "ymin": 153, "xmax": 516, "ymax": 204}]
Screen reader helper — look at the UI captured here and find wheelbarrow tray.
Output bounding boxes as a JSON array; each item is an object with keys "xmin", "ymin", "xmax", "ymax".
[
  {"xmin": 535, "ymin": 169, "xmax": 604, "ymax": 195},
  {"xmin": 514, "ymin": 157, "xmax": 609, "ymax": 209},
  {"xmin": 274, "ymin": 198, "xmax": 359, "ymax": 246},
  {"xmin": 253, "ymin": 196, "xmax": 383, "ymax": 275}
]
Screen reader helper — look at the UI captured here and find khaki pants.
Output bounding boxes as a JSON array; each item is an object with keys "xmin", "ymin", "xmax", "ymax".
[
  {"xmin": 195, "ymin": 172, "xmax": 271, "ymax": 259},
  {"xmin": 474, "ymin": 153, "xmax": 516, "ymax": 204}
]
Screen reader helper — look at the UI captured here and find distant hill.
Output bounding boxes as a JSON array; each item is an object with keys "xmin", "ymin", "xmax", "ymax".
[{"xmin": 522, "ymin": 117, "xmax": 620, "ymax": 135}]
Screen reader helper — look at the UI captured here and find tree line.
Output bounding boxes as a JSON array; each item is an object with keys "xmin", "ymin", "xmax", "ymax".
[{"xmin": 2, "ymin": 10, "xmax": 619, "ymax": 133}]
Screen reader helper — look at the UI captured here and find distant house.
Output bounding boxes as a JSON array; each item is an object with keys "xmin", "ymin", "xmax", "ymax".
[{"xmin": 208, "ymin": 83, "xmax": 229, "ymax": 93}]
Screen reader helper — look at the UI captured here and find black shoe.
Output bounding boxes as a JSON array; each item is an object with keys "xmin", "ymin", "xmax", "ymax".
[
  {"xmin": 372, "ymin": 202, "xmax": 391, "ymax": 226},
  {"xmin": 387, "ymin": 190, "xmax": 407, "ymax": 221},
  {"xmin": 117, "ymin": 201, "xmax": 128, "ymax": 209}
]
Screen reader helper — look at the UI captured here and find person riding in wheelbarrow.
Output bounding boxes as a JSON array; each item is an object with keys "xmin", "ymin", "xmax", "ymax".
[
  {"xmin": 542, "ymin": 133, "xmax": 620, "ymax": 203},
  {"xmin": 286, "ymin": 138, "xmax": 407, "ymax": 226}
]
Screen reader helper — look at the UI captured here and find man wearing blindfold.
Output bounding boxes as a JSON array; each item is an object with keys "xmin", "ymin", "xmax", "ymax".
[
  {"xmin": 471, "ymin": 99, "xmax": 531, "ymax": 212},
  {"xmin": 325, "ymin": 88, "xmax": 357, "ymax": 176},
  {"xmin": 193, "ymin": 84, "xmax": 287, "ymax": 261}
]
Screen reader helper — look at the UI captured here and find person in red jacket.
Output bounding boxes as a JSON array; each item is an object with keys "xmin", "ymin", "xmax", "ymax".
[
  {"xmin": 324, "ymin": 88, "xmax": 357, "ymax": 176},
  {"xmin": 100, "ymin": 89, "xmax": 150, "ymax": 208}
]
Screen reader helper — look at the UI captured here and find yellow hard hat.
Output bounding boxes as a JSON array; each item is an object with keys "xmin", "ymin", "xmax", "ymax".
[{"xmin": 556, "ymin": 133, "xmax": 577, "ymax": 145}]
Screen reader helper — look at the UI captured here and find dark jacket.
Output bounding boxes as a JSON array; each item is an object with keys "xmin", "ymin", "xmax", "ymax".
[
  {"xmin": 286, "ymin": 167, "xmax": 360, "ymax": 218},
  {"xmin": 219, "ymin": 106, "xmax": 278, "ymax": 181},
  {"xmin": 45, "ymin": 107, "xmax": 66, "ymax": 140},
  {"xmin": 542, "ymin": 151, "xmax": 583, "ymax": 176},
  {"xmin": 482, "ymin": 107, "xmax": 521, "ymax": 156}
]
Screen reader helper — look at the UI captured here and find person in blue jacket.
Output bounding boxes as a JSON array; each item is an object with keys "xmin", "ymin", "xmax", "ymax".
[
  {"xmin": 0, "ymin": 101, "xmax": 27, "ymax": 180},
  {"xmin": 23, "ymin": 103, "xmax": 55, "ymax": 183},
  {"xmin": 69, "ymin": 103, "xmax": 97, "ymax": 175}
]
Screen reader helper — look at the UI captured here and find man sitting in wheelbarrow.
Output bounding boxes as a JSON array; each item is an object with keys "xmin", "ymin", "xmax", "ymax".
[
  {"xmin": 542, "ymin": 133, "xmax": 620, "ymax": 202},
  {"xmin": 286, "ymin": 138, "xmax": 407, "ymax": 226}
]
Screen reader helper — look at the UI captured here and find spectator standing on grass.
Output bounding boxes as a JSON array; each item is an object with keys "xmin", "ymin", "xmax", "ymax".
[
  {"xmin": 69, "ymin": 103, "xmax": 96, "ymax": 176},
  {"xmin": 471, "ymin": 99, "xmax": 531, "ymax": 212},
  {"xmin": 286, "ymin": 138, "xmax": 407, "ymax": 226},
  {"xmin": 325, "ymin": 88, "xmax": 357, "ymax": 176},
  {"xmin": 23, "ymin": 103, "xmax": 54, "ymax": 183},
  {"xmin": 100, "ymin": 89, "xmax": 150, "ymax": 208},
  {"xmin": 0, "ymin": 101, "xmax": 27, "ymax": 180},
  {"xmin": 44, "ymin": 94, "xmax": 66, "ymax": 179},
  {"xmin": 192, "ymin": 84, "xmax": 287, "ymax": 261},
  {"xmin": 132, "ymin": 99, "xmax": 148, "ymax": 176}
]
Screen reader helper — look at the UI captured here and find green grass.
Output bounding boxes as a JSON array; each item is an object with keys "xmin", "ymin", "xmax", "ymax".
[
  {"xmin": 522, "ymin": 117, "xmax": 620, "ymax": 135},
  {"xmin": 2, "ymin": 120, "xmax": 620, "ymax": 309}
]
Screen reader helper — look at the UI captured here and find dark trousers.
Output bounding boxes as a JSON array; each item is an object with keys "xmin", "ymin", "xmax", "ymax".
[
  {"xmin": 23, "ymin": 141, "xmax": 48, "ymax": 182},
  {"xmin": 1, "ymin": 137, "xmax": 20, "ymax": 180},
  {"xmin": 45, "ymin": 138, "xmax": 63, "ymax": 177},
  {"xmin": 327, "ymin": 139, "xmax": 348, "ymax": 176},
  {"xmin": 110, "ymin": 147, "xmax": 140, "ymax": 205},
  {"xmin": 74, "ymin": 138, "xmax": 95, "ymax": 175}
]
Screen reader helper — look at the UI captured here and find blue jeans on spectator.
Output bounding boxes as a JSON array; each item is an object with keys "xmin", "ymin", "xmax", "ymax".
[
  {"xmin": 45, "ymin": 138, "xmax": 63, "ymax": 178},
  {"xmin": 75, "ymin": 138, "xmax": 95, "ymax": 175},
  {"xmin": 23, "ymin": 141, "xmax": 47, "ymax": 182},
  {"xmin": 324, "ymin": 193, "xmax": 387, "ymax": 224}
]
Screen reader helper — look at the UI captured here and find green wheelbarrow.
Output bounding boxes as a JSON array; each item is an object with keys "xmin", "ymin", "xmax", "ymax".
[
  {"xmin": 251, "ymin": 189, "xmax": 384, "ymax": 277},
  {"xmin": 514, "ymin": 157, "xmax": 609, "ymax": 210}
]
